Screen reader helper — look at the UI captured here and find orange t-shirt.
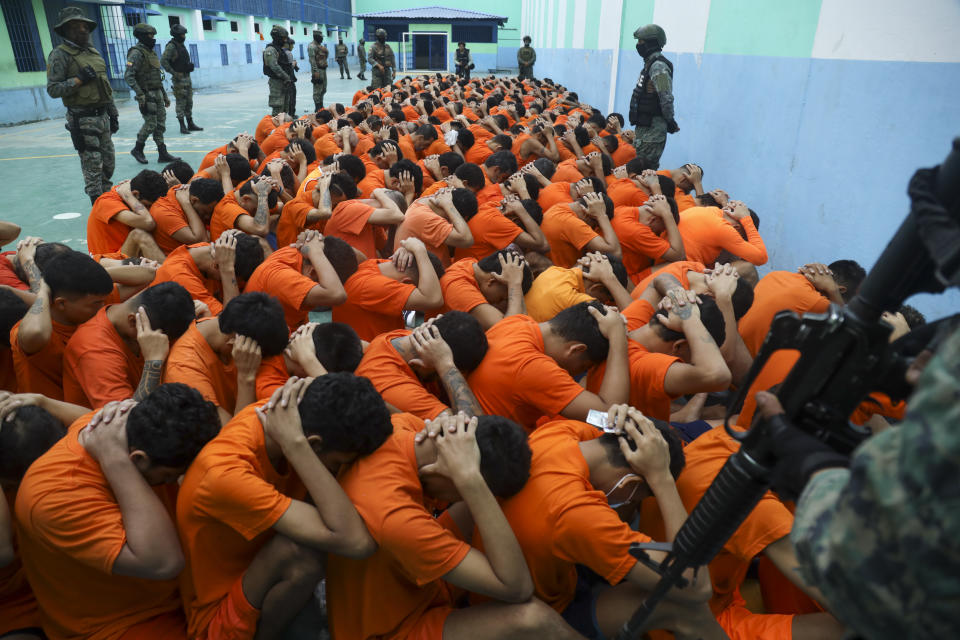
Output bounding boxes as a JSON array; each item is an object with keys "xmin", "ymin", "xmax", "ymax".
[
  {"xmin": 552, "ymin": 159, "xmax": 585, "ymax": 184},
  {"xmin": 254, "ymin": 115, "xmax": 275, "ymax": 144},
  {"xmin": 422, "ymin": 138, "xmax": 451, "ymax": 158},
  {"xmin": 439, "ymin": 258, "xmax": 488, "ymax": 314},
  {"xmin": 153, "ymin": 244, "xmax": 224, "ymax": 316},
  {"xmin": 260, "ymin": 126, "xmax": 290, "ymax": 157},
  {"xmin": 10, "ymin": 320, "xmax": 75, "ymax": 401},
  {"xmin": 323, "ymin": 200, "xmax": 379, "ymax": 260},
  {"xmin": 523, "ymin": 266, "xmax": 594, "ymax": 322},
  {"xmin": 331, "ymin": 260, "xmax": 414, "ymax": 341},
  {"xmin": 86, "ymin": 187, "xmax": 133, "ymax": 254},
  {"xmin": 209, "ymin": 191, "xmax": 249, "ymax": 242},
  {"xmin": 244, "ymin": 246, "xmax": 318, "ymax": 331},
  {"xmin": 540, "ymin": 204, "xmax": 598, "ymax": 268},
  {"xmin": 467, "ymin": 315, "xmax": 585, "ymax": 432},
  {"xmin": 357, "ymin": 168, "xmax": 386, "ymax": 200},
  {"xmin": 631, "ymin": 261, "xmax": 705, "ymax": 299},
  {"xmin": 610, "ymin": 141, "xmax": 636, "ymax": 168},
  {"xmin": 15, "ymin": 417, "xmax": 183, "ymax": 640},
  {"xmin": 163, "ymin": 320, "xmax": 238, "ymax": 413},
  {"xmin": 738, "ymin": 271, "xmax": 829, "ymax": 358},
  {"xmin": 452, "ymin": 205, "xmax": 522, "ymax": 263},
  {"xmin": 678, "ymin": 207, "xmax": 768, "ymax": 266},
  {"xmin": 465, "ymin": 141, "xmax": 493, "ymax": 166},
  {"xmin": 612, "ymin": 206, "xmax": 671, "ymax": 282},
  {"xmin": 150, "ymin": 185, "xmax": 194, "ymax": 255},
  {"xmin": 475, "ymin": 179, "xmax": 503, "ymax": 209},
  {"xmin": 0, "ymin": 487, "xmax": 39, "ymax": 636},
  {"xmin": 586, "ymin": 339, "xmax": 679, "ymax": 421},
  {"xmin": 537, "ymin": 181, "xmax": 575, "ymax": 212},
  {"xmin": 396, "ymin": 135, "xmax": 417, "ymax": 162},
  {"xmin": 313, "ymin": 133, "xmax": 342, "ymax": 162},
  {"xmin": 176, "ymin": 402, "xmax": 306, "ymax": 638},
  {"xmin": 0, "ymin": 251, "xmax": 28, "ymax": 290},
  {"xmin": 393, "ymin": 200, "xmax": 453, "ymax": 267},
  {"xmin": 623, "ymin": 298, "xmax": 656, "ymax": 332},
  {"xmin": 276, "ymin": 190, "xmax": 321, "ymax": 248},
  {"xmin": 511, "ymin": 133, "xmax": 538, "ymax": 166},
  {"xmin": 62, "ymin": 306, "xmax": 142, "ymax": 409},
  {"xmin": 327, "ymin": 414, "xmax": 470, "ymax": 640},
  {"xmin": 199, "ymin": 144, "xmax": 229, "ymax": 172},
  {"xmin": 355, "ymin": 330, "xmax": 449, "ymax": 419},
  {"xmin": 607, "ymin": 179, "xmax": 649, "ymax": 209},
  {"xmin": 254, "ymin": 354, "xmax": 289, "ymax": 400},
  {"xmin": 492, "ymin": 419, "xmax": 650, "ymax": 612}
]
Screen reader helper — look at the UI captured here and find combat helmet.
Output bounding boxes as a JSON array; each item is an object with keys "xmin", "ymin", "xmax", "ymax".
[
  {"xmin": 53, "ymin": 6, "xmax": 97, "ymax": 36},
  {"xmin": 375, "ymin": 28, "xmax": 387, "ymax": 38},
  {"xmin": 270, "ymin": 25, "xmax": 289, "ymax": 40},
  {"xmin": 171, "ymin": 24, "xmax": 187, "ymax": 37},
  {"xmin": 132, "ymin": 23, "xmax": 157, "ymax": 38},
  {"xmin": 633, "ymin": 24, "xmax": 666, "ymax": 48}
]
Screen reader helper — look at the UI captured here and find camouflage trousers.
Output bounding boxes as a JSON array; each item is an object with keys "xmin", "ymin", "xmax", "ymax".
[
  {"xmin": 136, "ymin": 88, "xmax": 166, "ymax": 145},
  {"xmin": 312, "ymin": 69, "xmax": 327, "ymax": 109},
  {"xmin": 171, "ymin": 72, "xmax": 193, "ymax": 119},
  {"xmin": 371, "ymin": 68, "xmax": 391, "ymax": 89},
  {"xmin": 518, "ymin": 64, "xmax": 534, "ymax": 80},
  {"xmin": 336, "ymin": 59, "xmax": 349, "ymax": 77},
  {"xmin": 287, "ymin": 78, "xmax": 297, "ymax": 116},
  {"xmin": 67, "ymin": 110, "xmax": 115, "ymax": 199},
  {"xmin": 358, "ymin": 60, "xmax": 366, "ymax": 75},
  {"xmin": 633, "ymin": 116, "xmax": 668, "ymax": 169},
  {"xmin": 268, "ymin": 77, "xmax": 288, "ymax": 115}
]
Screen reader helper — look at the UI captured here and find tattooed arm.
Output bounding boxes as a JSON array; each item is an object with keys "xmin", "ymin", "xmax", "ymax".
[
  {"xmin": 16, "ymin": 236, "xmax": 44, "ymax": 293},
  {"xmin": 16, "ymin": 279, "xmax": 53, "ymax": 354},
  {"xmin": 438, "ymin": 365, "xmax": 484, "ymax": 418},
  {"xmin": 132, "ymin": 307, "xmax": 170, "ymax": 402},
  {"xmin": 133, "ymin": 360, "xmax": 165, "ymax": 402},
  {"xmin": 409, "ymin": 321, "xmax": 485, "ymax": 417}
]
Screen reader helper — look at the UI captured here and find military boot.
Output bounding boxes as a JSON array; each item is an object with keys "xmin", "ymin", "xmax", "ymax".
[
  {"xmin": 130, "ymin": 141, "xmax": 148, "ymax": 164},
  {"xmin": 157, "ymin": 144, "xmax": 180, "ymax": 162},
  {"xmin": 187, "ymin": 117, "xmax": 203, "ymax": 131},
  {"xmin": 178, "ymin": 117, "xmax": 190, "ymax": 134}
]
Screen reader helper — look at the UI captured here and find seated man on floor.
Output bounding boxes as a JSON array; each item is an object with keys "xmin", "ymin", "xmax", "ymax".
[
  {"xmin": 612, "ymin": 193, "xmax": 685, "ymax": 284},
  {"xmin": 87, "ymin": 171, "xmax": 168, "ymax": 261},
  {"xmin": 440, "ymin": 249, "xmax": 533, "ymax": 330},
  {"xmin": 149, "ymin": 178, "xmax": 223, "ymax": 255},
  {"xmin": 210, "ymin": 175, "xmax": 281, "ymax": 243},
  {"xmin": 524, "ymin": 251, "xmax": 633, "ymax": 322},
  {"xmin": 541, "ymin": 191, "xmax": 621, "ymax": 269},
  {"xmin": 678, "ymin": 199, "xmax": 767, "ymax": 267}
]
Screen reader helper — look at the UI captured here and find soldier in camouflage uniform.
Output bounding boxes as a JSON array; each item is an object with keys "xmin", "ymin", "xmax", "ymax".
[
  {"xmin": 517, "ymin": 36, "xmax": 536, "ymax": 80},
  {"xmin": 335, "ymin": 38, "xmax": 350, "ymax": 79},
  {"xmin": 356, "ymin": 39, "xmax": 367, "ymax": 81},
  {"xmin": 307, "ymin": 30, "xmax": 328, "ymax": 112},
  {"xmin": 161, "ymin": 23, "xmax": 201, "ymax": 134},
  {"xmin": 46, "ymin": 7, "xmax": 118, "ymax": 204},
  {"xmin": 126, "ymin": 23, "xmax": 179, "ymax": 165},
  {"xmin": 790, "ymin": 323, "xmax": 960, "ymax": 639},
  {"xmin": 628, "ymin": 24, "xmax": 678, "ymax": 170},
  {"xmin": 368, "ymin": 29, "xmax": 395, "ymax": 90},
  {"xmin": 284, "ymin": 37, "xmax": 299, "ymax": 117},
  {"xmin": 263, "ymin": 26, "xmax": 295, "ymax": 117}
]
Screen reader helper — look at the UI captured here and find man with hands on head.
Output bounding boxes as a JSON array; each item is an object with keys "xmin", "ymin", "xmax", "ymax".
[
  {"xmin": 210, "ymin": 175, "xmax": 281, "ymax": 243},
  {"xmin": 541, "ymin": 191, "xmax": 621, "ymax": 268},
  {"xmin": 440, "ymin": 249, "xmax": 534, "ymax": 330},
  {"xmin": 678, "ymin": 198, "xmax": 767, "ymax": 267},
  {"xmin": 149, "ymin": 178, "xmax": 223, "ymax": 255},
  {"xmin": 393, "ymin": 187, "xmax": 476, "ymax": 267},
  {"xmin": 613, "ymin": 192, "xmax": 685, "ymax": 283}
]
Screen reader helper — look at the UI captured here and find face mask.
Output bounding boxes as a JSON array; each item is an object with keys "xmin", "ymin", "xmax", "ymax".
[
  {"xmin": 605, "ymin": 473, "xmax": 641, "ymax": 509},
  {"xmin": 174, "ymin": 34, "xmax": 185, "ymax": 42},
  {"xmin": 140, "ymin": 36, "xmax": 156, "ymax": 48},
  {"xmin": 377, "ymin": 36, "xmax": 385, "ymax": 43}
]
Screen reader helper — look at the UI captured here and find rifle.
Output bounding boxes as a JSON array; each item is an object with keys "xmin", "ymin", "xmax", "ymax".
[{"xmin": 616, "ymin": 137, "xmax": 960, "ymax": 639}]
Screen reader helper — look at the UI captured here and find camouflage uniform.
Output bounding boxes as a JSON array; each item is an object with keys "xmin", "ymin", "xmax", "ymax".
[
  {"xmin": 160, "ymin": 36, "xmax": 193, "ymax": 120},
  {"xmin": 517, "ymin": 43, "xmax": 536, "ymax": 80},
  {"xmin": 357, "ymin": 41, "xmax": 366, "ymax": 80},
  {"xmin": 125, "ymin": 42, "xmax": 168, "ymax": 147},
  {"xmin": 307, "ymin": 35, "xmax": 328, "ymax": 111},
  {"xmin": 792, "ymin": 325, "xmax": 960, "ymax": 639},
  {"xmin": 263, "ymin": 36, "xmax": 294, "ymax": 116},
  {"xmin": 368, "ymin": 37, "xmax": 395, "ymax": 89},
  {"xmin": 335, "ymin": 42, "xmax": 350, "ymax": 79},
  {"xmin": 630, "ymin": 51, "xmax": 674, "ymax": 169}
]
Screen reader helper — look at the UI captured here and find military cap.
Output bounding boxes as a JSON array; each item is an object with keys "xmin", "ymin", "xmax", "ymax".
[
  {"xmin": 171, "ymin": 23, "xmax": 187, "ymax": 37},
  {"xmin": 633, "ymin": 24, "xmax": 666, "ymax": 48},
  {"xmin": 53, "ymin": 6, "xmax": 97, "ymax": 36}
]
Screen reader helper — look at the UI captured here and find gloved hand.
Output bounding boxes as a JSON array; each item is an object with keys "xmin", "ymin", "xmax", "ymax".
[
  {"xmin": 187, "ymin": 62, "xmax": 195, "ymax": 72},
  {"xmin": 666, "ymin": 118, "xmax": 680, "ymax": 134},
  {"xmin": 756, "ymin": 392, "xmax": 849, "ymax": 502},
  {"xmin": 110, "ymin": 115, "xmax": 119, "ymax": 134},
  {"xmin": 77, "ymin": 65, "xmax": 98, "ymax": 85}
]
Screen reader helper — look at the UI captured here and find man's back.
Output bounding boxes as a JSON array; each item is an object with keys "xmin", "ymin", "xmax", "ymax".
[
  {"xmin": 63, "ymin": 306, "xmax": 142, "ymax": 408},
  {"xmin": 737, "ymin": 270, "xmax": 828, "ymax": 357}
]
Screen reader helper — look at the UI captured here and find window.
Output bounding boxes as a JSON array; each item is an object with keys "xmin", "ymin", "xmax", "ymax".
[
  {"xmin": 230, "ymin": 21, "xmax": 239, "ymax": 32},
  {"xmin": 168, "ymin": 16, "xmax": 180, "ymax": 28},
  {"xmin": 299, "ymin": 44, "xmax": 304, "ymax": 59},
  {"xmin": 303, "ymin": 27, "xmax": 308, "ymax": 36},
  {"xmin": 220, "ymin": 44, "xmax": 229, "ymax": 65},
  {"xmin": 245, "ymin": 43, "xmax": 253, "ymax": 63},
  {"xmin": 124, "ymin": 12, "xmax": 139, "ymax": 28},
  {"xmin": 371, "ymin": 24, "xmax": 407, "ymax": 42},
  {"xmin": 203, "ymin": 19, "xmax": 213, "ymax": 31},
  {"xmin": 254, "ymin": 23, "xmax": 261, "ymax": 33},
  {"xmin": 189, "ymin": 43, "xmax": 200, "ymax": 68},
  {"xmin": 451, "ymin": 25, "xmax": 495, "ymax": 43},
  {"xmin": 2, "ymin": 0, "xmax": 46, "ymax": 72}
]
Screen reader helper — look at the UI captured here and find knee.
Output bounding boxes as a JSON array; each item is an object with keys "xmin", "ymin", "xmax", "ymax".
[
  {"xmin": 504, "ymin": 599, "xmax": 559, "ymax": 633},
  {"xmin": 272, "ymin": 535, "xmax": 325, "ymax": 584},
  {"xmin": 128, "ymin": 228, "xmax": 150, "ymax": 244}
]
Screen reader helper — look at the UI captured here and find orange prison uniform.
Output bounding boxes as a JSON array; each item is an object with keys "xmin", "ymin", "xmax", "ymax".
[
  {"xmin": 393, "ymin": 200, "xmax": 454, "ymax": 267},
  {"xmin": 323, "ymin": 199, "xmax": 380, "ymax": 260},
  {"xmin": 0, "ymin": 488, "xmax": 39, "ymax": 637},
  {"xmin": 623, "ymin": 298, "xmax": 656, "ymax": 332},
  {"xmin": 62, "ymin": 306, "xmax": 142, "ymax": 409},
  {"xmin": 464, "ymin": 140, "xmax": 494, "ymax": 166},
  {"xmin": 524, "ymin": 266, "xmax": 594, "ymax": 322},
  {"xmin": 209, "ymin": 191, "xmax": 249, "ymax": 242},
  {"xmin": 850, "ymin": 392, "xmax": 906, "ymax": 426},
  {"xmin": 254, "ymin": 354, "xmax": 289, "ymax": 400},
  {"xmin": 467, "ymin": 315, "xmax": 585, "ymax": 432},
  {"xmin": 254, "ymin": 115, "xmax": 275, "ymax": 144},
  {"xmin": 552, "ymin": 159, "xmax": 585, "ymax": 184},
  {"xmin": 331, "ymin": 260, "xmax": 415, "ymax": 341},
  {"xmin": 678, "ymin": 207, "xmax": 767, "ymax": 266},
  {"xmin": 15, "ymin": 417, "xmax": 186, "ymax": 640},
  {"xmin": 313, "ymin": 133, "xmax": 342, "ymax": 162},
  {"xmin": 357, "ymin": 168, "xmax": 386, "ymax": 200},
  {"xmin": 537, "ymin": 181, "xmax": 575, "ymax": 212},
  {"xmin": 276, "ymin": 190, "xmax": 321, "ymax": 248},
  {"xmin": 86, "ymin": 187, "xmax": 134, "ymax": 254},
  {"xmin": 154, "ymin": 244, "xmax": 225, "ymax": 316},
  {"xmin": 540, "ymin": 204, "xmax": 599, "ymax": 268},
  {"xmin": 150, "ymin": 185, "xmax": 195, "ymax": 255},
  {"xmin": 199, "ymin": 144, "xmax": 230, "ymax": 172},
  {"xmin": 475, "ymin": 175, "xmax": 503, "ymax": 208},
  {"xmin": 163, "ymin": 320, "xmax": 238, "ymax": 413},
  {"xmin": 612, "ymin": 205, "xmax": 671, "ymax": 283},
  {"xmin": 511, "ymin": 133, "xmax": 538, "ymax": 166},
  {"xmin": 452, "ymin": 205, "xmax": 522, "ymax": 263},
  {"xmin": 419, "ymin": 177, "xmax": 447, "ymax": 198},
  {"xmin": 10, "ymin": 320, "xmax": 75, "ymax": 401},
  {"xmin": 396, "ymin": 135, "xmax": 417, "ymax": 162},
  {"xmin": 494, "ymin": 419, "xmax": 651, "ymax": 612},
  {"xmin": 176, "ymin": 402, "xmax": 306, "ymax": 639},
  {"xmin": 642, "ymin": 426, "xmax": 796, "ymax": 639},
  {"xmin": 0, "ymin": 251, "xmax": 28, "ymax": 289},
  {"xmin": 421, "ymin": 138, "xmax": 451, "ymax": 158},
  {"xmin": 607, "ymin": 179, "xmax": 649, "ymax": 209},
  {"xmin": 738, "ymin": 271, "xmax": 830, "ymax": 358},
  {"xmin": 260, "ymin": 126, "xmax": 290, "ymax": 157},
  {"xmin": 586, "ymin": 339, "xmax": 679, "ymax": 421},
  {"xmin": 610, "ymin": 140, "xmax": 636, "ymax": 167},
  {"xmin": 355, "ymin": 330, "xmax": 449, "ymax": 419},
  {"xmin": 438, "ymin": 258, "xmax": 488, "ymax": 314},
  {"xmin": 327, "ymin": 414, "xmax": 469, "ymax": 640},
  {"xmin": 632, "ymin": 261, "xmax": 705, "ymax": 299},
  {"xmin": 244, "ymin": 246, "xmax": 318, "ymax": 331}
]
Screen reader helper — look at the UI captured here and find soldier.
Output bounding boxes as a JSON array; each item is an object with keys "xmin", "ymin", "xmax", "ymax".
[
  {"xmin": 628, "ymin": 24, "xmax": 678, "ymax": 170},
  {"xmin": 161, "ymin": 23, "xmax": 201, "ymax": 135},
  {"xmin": 263, "ymin": 25, "xmax": 295, "ymax": 117},
  {"xmin": 284, "ymin": 37, "xmax": 299, "ymax": 117},
  {"xmin": 307, "ymin": 30, "xmax": 329, "ymax": 111},
  {"xmin": 126, "ymin": 23, "xmax": 179, "ymax": 165},
  {"xmin": 356, "ymin": 38, "xmax": 367, "ymax": 81},
  {"xmin": 368, "ymin": 28, "xmax": 395, "ymax": 90},
  {"xmin": 517, "ymin": 35, "xmax": 536, "ymax": 80},
  {"xmin": 335, "ymin": 37, "xmax": 350, "ymax": 80},
  {"xmin": 46, "ymin": 6, "xmax": 118, "ymax": 204},
  {"xmin": 455, "ymin": 41, "xmax": 474, "ymax": 81}
]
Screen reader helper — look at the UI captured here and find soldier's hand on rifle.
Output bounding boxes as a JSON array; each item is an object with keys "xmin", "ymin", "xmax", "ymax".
[{"xmin": 77, "ymin": 65, "xmax": 98, "ymax": 85}]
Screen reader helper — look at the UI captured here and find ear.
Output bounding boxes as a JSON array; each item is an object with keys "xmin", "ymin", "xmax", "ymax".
[
  {"xmin": 306, "ymin": 434, "xmax": 323, "ymax": 457},
  {"xmin": 837, "ymin": 284, "xmax": 847, "ymax": 295},
  {"xmin": 670, "ymin": 338, "xmax": 688, "ymax": 357},
  {"xmin": 129, "ymin": 450, "xmax": 151, "ymax": 473},
  {"xmin": 566, "ymin": 342, "xmax": 588, "ymax": 359},
  {"xmin": 52, "ymin": 295, "xmax": 68, "ymax": 311},
  {"xmin": 400, "ymin": 275, "xmax": 415, "ymax": 285},
  {"xmin": 127, "ymin": 312, "xmax": 138, "ymax": 332}
]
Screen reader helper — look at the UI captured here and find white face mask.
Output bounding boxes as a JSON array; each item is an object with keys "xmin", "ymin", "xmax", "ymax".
[{"xmin": 605, "ymin": 473, "xmax": 641, "ymax": 509}]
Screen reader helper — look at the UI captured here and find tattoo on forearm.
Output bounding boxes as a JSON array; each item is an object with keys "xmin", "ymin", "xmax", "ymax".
[
  {"xmin": 442, "ymin": 368, "xmax": 483, "ymax": 417},
  {"xmin": 28, "ymin": 292, "xmax": 47, "ymax": 315},
  {"xmin": 134, "ymin": 360, "xmax": 164, "ymax": 401},
  {"xmin": 24, "ymin": 261, "xmax": 43, "ymax": 292},
  {"xmin": 254, "ymin": 196, "xmax": 269, "ymax": 227}
]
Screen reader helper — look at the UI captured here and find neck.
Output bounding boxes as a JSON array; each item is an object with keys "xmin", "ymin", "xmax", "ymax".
[
  {"xmin": 262, "ymin": 427, "xmax": 288, "ymax": 473},
  {"xmin": 390, "ymin": 335, "xmax": 417, "ymax": 363},
  {"xmin": 49, "ymin": 304, "xmax": 72, "ymax": 327},
  {"xmin": 579, "ymin": 440, "xmax": 606, "ymax": 489},
  {"xmin": 106, "ymin": 303, "xmax": 137, "ymax": 348},
  {"xmin": 197, "ymin": 317, "xmax": 230, "ymax": 363}
]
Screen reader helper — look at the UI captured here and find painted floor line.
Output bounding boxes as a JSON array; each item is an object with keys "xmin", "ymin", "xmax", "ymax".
[{"xmin": 0, "ymin": 150, "xmax": 207, "ymax": 161}]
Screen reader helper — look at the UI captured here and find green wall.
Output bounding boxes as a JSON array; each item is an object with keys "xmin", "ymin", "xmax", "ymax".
[{"xmin": 0, "ymin": 0, "xmax": 53, "ymax": 90}]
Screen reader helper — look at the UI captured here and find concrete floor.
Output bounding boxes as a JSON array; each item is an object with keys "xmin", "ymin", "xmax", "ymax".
[{"xmin": 0, "ymin": 75, "xmax": 369, "ymax": 252}]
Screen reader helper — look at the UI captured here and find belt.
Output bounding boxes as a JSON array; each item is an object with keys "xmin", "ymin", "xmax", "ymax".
[{"xmin": 68, "ymin": 105, "xmax": 109, "ymax": 117}]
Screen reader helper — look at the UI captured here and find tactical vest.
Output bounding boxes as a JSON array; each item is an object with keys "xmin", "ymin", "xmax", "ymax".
[
  {"xmin": 455, "ymin": 48, "xmax": 470, "ymax": 65},
  {"xmin": 128, "ymin": 44, "xmax": 164, "ymax": 90},
  {"xmin": 168, "ymin": 40, "xmax": 191, "ymax": 73},
  {"xmin": 263, "ymin": 42, "xmax": 293, "ymax": 79},
  {"xmin": 517, "ymin": 46, "xmax": 535, "ymax": 64},
  {"xmin": 370, "ymin": 42, "xmax": 393, "ymax": 67},
  {"xmin": 335, "ymin": 44, "xmax": 347, "ymax": 59},
  {"xmin": 57, "ymin": 44, "xmax": 112, "ymax": 108},
  {"xmin": 628, "ymin": 53, "xmax": 673, "ymax": 126}
]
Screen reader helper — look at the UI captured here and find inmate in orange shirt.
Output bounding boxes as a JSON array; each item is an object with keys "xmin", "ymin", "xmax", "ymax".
[
  {"xmin": 393, "ymin": 200, "xmax": 453, "ymax": 267},
  {"xmin": 610, "ymin": 140, "xmax": 636, "ymax": 167},
  {"xmin": 0, "ymin": 488, "xmax": 39, "ymax": 636},
  {"xmin": 586, "ymin": 339, "xmax": 679, "ymax": 421},
  {"xmin": 330, "ymin": 260, "xmax": 415, "ymax": 341},
  {"xmin": 612, "ymin": 206, "xmax": 671, "ymax": 282},
  {"xmin": 631, "ymin": 261, "xmax": 705, "ymax": 299},
  {"xmin": 607, "ymin": 179, "xmax": 649, "ymax": 209},
  {"xmin": 355, "ymin": 329, "xmax": 449, "ymax": 419},
  {"xmin": 276, "ymin": 189, "xmax": 321, "ymax": 248},
  {"xmin": 467, "ymin": 315, "xmax": 585, "ymax": 432},
  {"xmin": 678, "ymin": 207, "xmax": 767, "ymax": 266},
  {"xmin": 438, "ymin": 258, "xmax": 488, "ymax": 314},
  {"xmin": 86, "ymin": 187, "xmax": 134, "ymax": 254},
  {"xmin": 15, "ymin": 417, "xmax": 185, "ymax": 640},
  {"xmin": 62, "ymin": 306, "xmax": 142, "ymax": 409},
  {"xmin": 540, "ymin": 204, "xmax": 598, "ymax": 268},
  {"xmin": 537, "ymin": 181, "xmax": 575, "ymax": 212},
  {"xmin": 244, "ymin": 246, "xmax": 318, "ymax": 331},
  {"xmin": 254, "ymin": 354, "xmax": 289, "ymax": 400},
  {"xmin": 163, "ymin": 320, "xmax": 238, "ymax": 413},
  {"xmin": 357, "ymin": 168, "xmax": 386, "ymax": 201},
  {"xmin": 0, "ymin": 251, "xmax": 28, "ymax": 290},
  {"xmin": 254, "ymin": 116, "xmax": 275, "ymax": 144},
  {"xmin": 176, "ymin": 402, "xmax": 306, "ymax": 638},
  {"xmin": 738, "ymin": 271, "xmax": 829, "ymax": 358},
  {"xmin": 523, "ymin": 266, "xmax": 594, "ymax": 323},
  {"xmin": 552, "ymin": 159, "xmax": 585, "ymax": 184},
  {"xmin": 327, "ymin": 414, "xmax": 470, "ymax": 640},
  {"xmin": 150, "ymin": 185, "xmax": 194, "ymax": 255},
  {"xmin": 452, "ymin": 205, "xmax": 522, "ymax": 263},
  {"xmin": 209, "ymin": 191, "xmax": 250, "ymax": 242},
  {"xmin": 10, "ymin": 320, "xmax": 75, "ymax": 401},
  {"xmin": 323, "ymin": 200, "xmax": 380, "ymax": 260},
  {"xmin": 153, "ymin": 243, "xmax": 225, "ymax": 316}
]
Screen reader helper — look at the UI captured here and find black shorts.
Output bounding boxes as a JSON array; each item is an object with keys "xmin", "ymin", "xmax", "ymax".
[{"xmin": 560, "ymin": 565, "xmax": 608, "ymax": 639}]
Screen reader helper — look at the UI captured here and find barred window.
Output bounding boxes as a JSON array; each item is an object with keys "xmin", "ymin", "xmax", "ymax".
[
  {"xmin": 220, "ymin": 43, "xmax": 228, "ymax": 65},
  {"xmin": 2, "ymin": 0, "xmax": 46, "ymax": 72}
]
